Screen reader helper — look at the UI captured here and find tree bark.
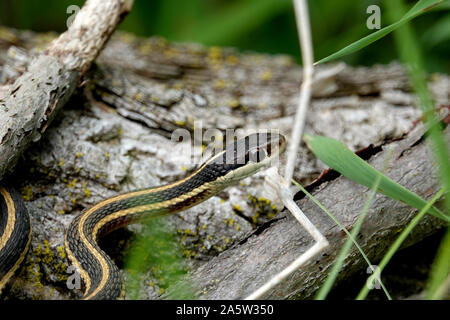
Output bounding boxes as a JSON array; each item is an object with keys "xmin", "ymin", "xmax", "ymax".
[
  {"xmin": 0, "ymin": 27, "xmax": 448, "ymax": 299},
  {"xmin": 0, "ymin": 0, "xmax": 133, "ymax": 179},
  {"xmin": 185, "ymin": 123, "xmax": 449, "ymax": 299}
]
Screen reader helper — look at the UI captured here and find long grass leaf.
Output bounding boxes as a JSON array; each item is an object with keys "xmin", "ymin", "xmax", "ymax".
[
  {"xmin": 315, "ymin": 0, "xmax": 443, "ymax": 64},
  {"xmin": 292, "ymin": 177, "xmax": 391, "ymax": 300},
  {"xmin": 385, "ymin": 0, "xmax": 450, "ymax": 216},
  {"xmin": 422, "ymin": 13, "xmax": 450, "ymax": 48},
  {"xmin": 304, "ymin": 135, "xmax": 449, "ymax": 223},
  {"xmin": 426, "ymin": 227, "xmax": 450, "ymax": 299},
  {"xmin": 356, "ymin": 188, "xmax": 446, "ymax": 299},
  {"xmin": 124, "ymin": 219, "xmax": 195, "ymax": 299}
]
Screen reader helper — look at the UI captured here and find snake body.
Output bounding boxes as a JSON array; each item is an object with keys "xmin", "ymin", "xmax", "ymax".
[
  {"xmin": 0, "ymin": 186, "xmax": 31, "ymax": 294},
  {"xmin": 0, "ymin": 132, "xmax": 285, "ymax": 299}
]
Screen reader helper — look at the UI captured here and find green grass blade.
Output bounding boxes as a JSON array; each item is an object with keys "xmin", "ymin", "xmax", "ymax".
[
  {"xmin": 422, "ymin": 13, "xmax": 450, "ymax": 48},
  {"xmin": 292, "ymin": 176, "xmax": 391, "ymax": 300},
  {"xmin": 124, "ymin": 218, "xmax": 195, "ymax": 299},
  {"xmin": 432, "ymin": 0, "xmax": 450, "ymax": 10},
  {"xmin": 356, "ymin": 188, "xmax": 446, "ymax": 299},
  {"xmin": 315, "ymin": 176, "xmax": 385, "ymax": 300},
  {"xmin": 304, "ymin": 135, "xmax": 449, "ymax": 223},
  {"xmin": 315, "ymin": 0, "xmax": 443, "ymax": 64},
  {"xmin": 385, "ymin": 0, "xmax": 450, "ymax": 216},
  {"xmin": 426, "ymin": 227, "xmax": 450, "ymax": 299},
  {"xmin": 379, "ymin": 0, "xmax": 450, "ymax": 299}
]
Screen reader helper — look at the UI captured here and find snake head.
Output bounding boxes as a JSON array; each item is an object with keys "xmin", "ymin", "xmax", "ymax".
[{"xmin": 208, "ymin": 132, "xmax": 286, "ymax": 185}]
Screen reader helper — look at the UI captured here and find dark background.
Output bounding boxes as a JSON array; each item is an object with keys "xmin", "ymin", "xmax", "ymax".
[{"xmin": 0, "ymin": 0, "xmax": 449, "ymax": 73}]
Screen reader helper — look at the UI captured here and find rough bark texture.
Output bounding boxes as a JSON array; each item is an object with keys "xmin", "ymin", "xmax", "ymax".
[
  {"xmin": 187, "ymin": 124, "xmax": 449, "ymax": 299},
  {"xmin": 0, "ymin": 27, "xmax": 448, "ymax": 300},
  {"xmin": 0, "ymin": 0, "xmax": 133, "ymax": 179}
]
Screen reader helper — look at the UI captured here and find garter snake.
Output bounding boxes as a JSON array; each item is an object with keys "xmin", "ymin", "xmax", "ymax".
[{"xmin": 0, "ymin": 132, "xmax": 285, "ymax": 299}]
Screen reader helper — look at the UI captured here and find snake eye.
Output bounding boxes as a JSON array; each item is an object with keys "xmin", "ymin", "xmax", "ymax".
[{"xmin": 248, "ymin": 147, "xmax": 268, "ymax": 163}]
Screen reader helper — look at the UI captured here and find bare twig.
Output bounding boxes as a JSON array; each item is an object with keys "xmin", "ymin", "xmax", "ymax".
[
  {"xmin": 245, "ymin": 0, "xmax": 328, "ymax": 300},
  {"xmin": 283, "ymin": 0, "xmax": 315, "ymax": 185},
  {"xmin": 245, "ymin": 168, "xmax": 328, "ymax": 300},
  {"xmin": 0, "ymin": 0, "xmax": 134, "ymax": 179}
]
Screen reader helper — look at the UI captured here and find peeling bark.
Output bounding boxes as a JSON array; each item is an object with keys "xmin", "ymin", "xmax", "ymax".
[
  {"xmin": 0, "ymin": 27, "xmax": 448, "ymax": 299},
  {"xmin": 0, "ymin": 0, "xmax": 133, "ymax": 178}
]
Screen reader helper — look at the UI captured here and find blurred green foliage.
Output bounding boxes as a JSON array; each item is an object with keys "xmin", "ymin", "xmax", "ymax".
[
  {"xmin": 124, "ymin": 218, "xmax": 194, "ymax": 299},
  {"xmin": 0, "ymin": 0, "xmax": 448, "ymax": 72}
]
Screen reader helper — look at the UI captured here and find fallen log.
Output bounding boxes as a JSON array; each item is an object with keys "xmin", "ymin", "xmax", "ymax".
[
  {"xmin": 185, "ymin": 123, "xmax": 449, "ymax": 299},
  {"xmin": 0, "ymin": 27, "xmax": 448, "ymax": 299},
  {"xmin": 0, "ymin": 0, "xmax": 133, "ymax": 179}
]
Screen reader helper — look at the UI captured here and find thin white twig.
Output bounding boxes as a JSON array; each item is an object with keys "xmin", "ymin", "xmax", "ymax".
[
  {"xmin": 246, "ymin": 0, "xmax": 328, "ymax": 300},
  {"xmin": 284, "ymin": 0, "xmax": 315, "ymax": 186},
  {"xmin": 245, "ymin": 168, "xmax": 328, "ymax": 300}
]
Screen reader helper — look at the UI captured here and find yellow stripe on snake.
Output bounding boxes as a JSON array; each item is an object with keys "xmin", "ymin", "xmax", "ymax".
[{"xmin": 0, "ymin": 133, "xmax": 285, "ymax": 299}]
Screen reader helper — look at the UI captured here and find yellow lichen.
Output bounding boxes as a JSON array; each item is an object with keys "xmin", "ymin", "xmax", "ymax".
[
  {"xmin": 21, "ymin": 185, "xmax": 33, "ymax": 201},
  {"xmin": 67, "ymin": 179, "xmax": 77, "ymax": 188},
  {"xmin": 208, "ymin": 46, "xmax": 222, "ymax": 61},
  {"xmin": 164, "ymin": 47, "xmax": 178, "ymax": 57},
  {"xmin": 138, "ymin": 42, "xmax": 152, "ymax": 55},
  {"xmin": 227, "ymin": 99, "xmax": 239, "ymax": 108},
  {"xmin": 83, "ymin": 188, "xmax": 92, "ymax": 198},
  {"xmin": 247, "ymin": 195, "xmax": 280, "ymax": 224},
  {"xmin": 57, "ymin": 246, "xmax": 66, "ymax": 259},
  {"xmin": 232, "ymin": 204, "xmax": 242, "ymax": 212},
  {"xmin": 226, "ymin": 55, "xmax": 238, "ymax": 65},
  {"xmin": 172, "ymin": 82, "xmax": 184, "ymax": 90},
  {"xmin": 214, "ymin": 79, "xmax": 226, "ymax": 89},
  {"xmin": 261, "ymin": 70, "xmax": 273, "ymax": 81},
  {"xmin": 22, "ymin": 240, "xmax": 69, "ymax": 297}
]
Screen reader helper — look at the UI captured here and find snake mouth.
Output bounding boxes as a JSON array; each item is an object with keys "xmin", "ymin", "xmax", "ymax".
[
  {"xmin": 270, "ymin": 133, "xmax": 286, "ymax": 158},
  {"xmin": 218, "ymin": 132, "xmax": 287, "ymax": 184},
  {"xmin": 258, "ymin": 132, "xmax": 286, "ymax": 163},
  {"xmin": 260, "ymin": 134, "xmax": 286, "ymax": 168}
]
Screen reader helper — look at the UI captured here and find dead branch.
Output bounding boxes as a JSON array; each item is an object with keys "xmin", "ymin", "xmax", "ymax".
[
  {"xmin": 0, "ymin": 28, "xmax": 448, "ymax": 299},
  {"xmin": 0, "ymin": 0, "xmax": 133, "ymax": 179}
]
